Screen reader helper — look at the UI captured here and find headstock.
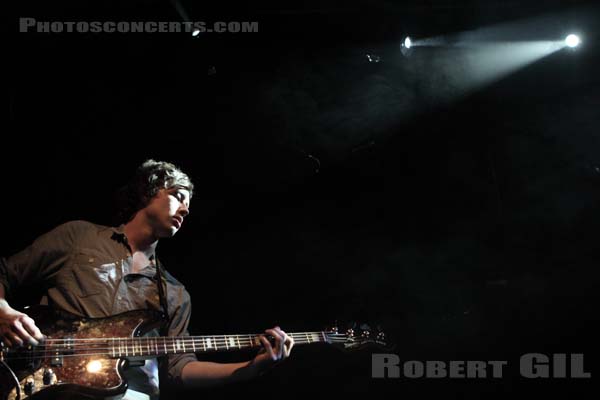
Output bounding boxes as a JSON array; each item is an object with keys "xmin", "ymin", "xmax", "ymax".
[{"xmin": 325, "ymin": 322, "xmax": 392, "ymax": 351}]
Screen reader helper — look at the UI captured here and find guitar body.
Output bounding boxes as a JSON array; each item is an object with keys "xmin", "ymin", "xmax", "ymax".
[{"xmin": 0, "ymin": 305, "xmax": 163, "ymax": 400}]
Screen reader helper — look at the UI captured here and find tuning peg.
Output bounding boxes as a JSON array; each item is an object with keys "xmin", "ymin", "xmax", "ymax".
[
  {"xmin": 346, "ymin": 327, "xmax": 355, "ymax": 338},
  {"xmin": 326, "ymin": 322, "xmax": 339, "ymax": 334}
]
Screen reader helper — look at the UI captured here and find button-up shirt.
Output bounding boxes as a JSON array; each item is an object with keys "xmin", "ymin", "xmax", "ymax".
[{"xmin": 0, "ymin": 220, "xmax": 198, "ymax": 398}]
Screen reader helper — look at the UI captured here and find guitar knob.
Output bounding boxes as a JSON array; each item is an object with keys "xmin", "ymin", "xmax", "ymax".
[
  {"xmin": 43, "ymin": 368, "xmax": 57, "ymax": 385},
  {"xmin": 24, "ymin": 378, "xmax": 35, "ymax": 395}
]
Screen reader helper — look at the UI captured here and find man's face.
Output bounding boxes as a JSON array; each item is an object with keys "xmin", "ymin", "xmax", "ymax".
[{"xmin": 144, "ymin": 187, "xmax": 191, "ymax": 238}]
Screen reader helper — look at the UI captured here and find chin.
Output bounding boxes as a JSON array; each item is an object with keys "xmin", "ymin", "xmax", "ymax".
[{"xmin": 157, "ymin": 227, "xmax": 178, "ymax": 238}]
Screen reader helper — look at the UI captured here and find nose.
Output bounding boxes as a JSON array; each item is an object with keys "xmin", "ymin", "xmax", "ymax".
[{"xmin": 179, "ymin": 202, "xmax": 190, "ymax": 217}]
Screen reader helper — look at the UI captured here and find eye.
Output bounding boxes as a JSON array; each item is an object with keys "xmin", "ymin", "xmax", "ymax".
[{"xmin": 174, "ymin": 191, "xmax": 188, "ymax": 204}]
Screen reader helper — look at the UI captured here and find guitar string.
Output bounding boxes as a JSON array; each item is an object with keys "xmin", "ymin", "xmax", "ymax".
[
  {"xmin": 34, "ymin": 332, "xmax": 347, "ymax": 343},
  {"xmin": 4, "ymin": 337, "xmax": 350, "ymax": 351},
  {"xmin": 5, "ymin": 337, "xmax": 349, "ymax": 349},
  {"xmin": 9, "ymin": 338, "xmax": 350, "ymax": 349},
  {"xmin": 3, "ymin": 336, "xmax": 350, "ymax": 354},
  {"xmin": 2, "ymin": 335, "xmax": 355, "ymax": 358},
  {"xmin": 3, "ymin": 335, "xmax": 348, "ymax": 350},
  {"xmin": 3, "ymin": 339, "xmax": 350, "ymax": 360}
]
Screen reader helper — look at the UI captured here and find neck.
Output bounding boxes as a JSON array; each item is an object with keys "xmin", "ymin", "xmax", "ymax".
[
  {"xmin": 123, "ymin": 215, "xmax": 158, "ymax": 253},
  {"xmin": 92, "ymin": 331, "xmax": 333, "ymax": 359}
]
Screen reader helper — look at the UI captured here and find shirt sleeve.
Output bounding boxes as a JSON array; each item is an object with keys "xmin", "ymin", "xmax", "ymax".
[
  {"xmin": 164, "ymin": 288, "xmax": 197, "ymax": 383},
  {"xmin": 0, "ymin": 221, "xmax": 81, "ymax": 297}
]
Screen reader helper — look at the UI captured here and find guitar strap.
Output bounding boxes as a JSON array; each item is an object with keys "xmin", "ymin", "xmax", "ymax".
[{"xmin": 154, "ymin": 258, "xmax": 170, "ymax": 336}]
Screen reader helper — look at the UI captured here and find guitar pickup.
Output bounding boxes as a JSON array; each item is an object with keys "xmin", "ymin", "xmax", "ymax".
[
  {"xmin": 48, "ymin": 337, "xmax": 74, "ymax": 366},
  {"xmin": 50, "ymin": 354, "xmax": 63, "ymax": 367}
]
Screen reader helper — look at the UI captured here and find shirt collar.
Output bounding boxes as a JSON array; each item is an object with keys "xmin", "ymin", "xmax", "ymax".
[{"xmin": 110, "ymin": 224, "xmax": 158, "ymax": 260}]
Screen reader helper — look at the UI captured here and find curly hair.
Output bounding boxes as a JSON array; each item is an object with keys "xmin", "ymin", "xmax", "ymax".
[{"xmin": 116, "ymin": 159, "xmax": 194, "ymax": 223}]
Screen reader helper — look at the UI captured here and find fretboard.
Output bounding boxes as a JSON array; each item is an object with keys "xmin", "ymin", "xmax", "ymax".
[{"xmin": 105, "ymin": 331, "xmax": 331, "ymax": 359}]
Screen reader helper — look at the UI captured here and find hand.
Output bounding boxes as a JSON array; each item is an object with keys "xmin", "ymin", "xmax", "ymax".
[
  {"xmin": 0, "ymin": 302, "xmax": 44, "ymax": 348},
  {"xmin": 253, "ymin": 326, "xmax": 294, "ymax": 370}
]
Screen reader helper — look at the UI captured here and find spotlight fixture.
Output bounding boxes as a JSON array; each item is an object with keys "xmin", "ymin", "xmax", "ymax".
[
  {"xmin": 565, "ymin": 34, "xmax": 581, "ymax": 48},
  {"xmin": 402, "ymin": 36, "xmax": 412, "ymax": 49}
]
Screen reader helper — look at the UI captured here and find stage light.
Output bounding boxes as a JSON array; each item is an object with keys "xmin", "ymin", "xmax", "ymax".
[
  {"xmin": 192, "ymin": 29, "xmax": 201, "ymax": 37},
  {"xmin": 403, "ymin": 37, "xmax": 412, "ymax": 49},
  {"xmin": 565, "ymin": 34, "xmax": 580, "ymax": 48}
]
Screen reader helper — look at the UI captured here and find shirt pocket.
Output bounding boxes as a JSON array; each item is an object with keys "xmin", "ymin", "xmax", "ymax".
[{"xmin": 70, "ymin": 249, "xmax": 119, "ymax": 297}]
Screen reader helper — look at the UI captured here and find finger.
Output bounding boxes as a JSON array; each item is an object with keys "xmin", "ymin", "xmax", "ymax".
[
  {"xmin": 11, "ymin": 321, "xmax": 38, "ymax": 346},
  {"xmin": 275, "ymin": 328, "xmax": 287, "ymax": 357},
  {"xmin": 284, "ymin": 334, "xmax": 294, "ymax": 357},
  {"xmin": 259, "ymin": 336, "xmax": 276, "ymax": 360},
  {"xmin": 1, "ymin": 336, "xmax": 13, "ymax": 348},
  {"xmin": 21, "ymin": 316, "xmax": 44, "ymax": 342},
  {"xmin": 266, "ymin": 328, "xmax": 285, "ymax": 343},
  {"xmin": 5, "ymin": 332, "xmax": 23, "ymax": 348},
  {"xmin": 265, "ymin": 329, "xmax": 284, "ymax": 357}
]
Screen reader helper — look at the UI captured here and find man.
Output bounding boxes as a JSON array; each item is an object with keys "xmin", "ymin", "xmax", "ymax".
[{"xmin": 0, "ymin": 159, "xmax": 293, "ymax": 399}]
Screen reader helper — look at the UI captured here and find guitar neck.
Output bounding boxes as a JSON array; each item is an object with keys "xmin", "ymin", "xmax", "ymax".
[{"xmin": 107, "ymin": 331, "xmax": 331, "ymax": 359}]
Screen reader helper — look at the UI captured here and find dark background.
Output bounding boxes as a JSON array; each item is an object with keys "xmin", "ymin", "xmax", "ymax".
[{"xmin": 7, "ymin": 0, "xmax": 600, "ymax": 398}]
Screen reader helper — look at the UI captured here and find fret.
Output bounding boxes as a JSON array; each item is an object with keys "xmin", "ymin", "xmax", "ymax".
[
  {"xmin": 111, "ymin": 338, "xmax": 116, "ymax": 357},
  {"xmin": 163, "ymin": 338, "xmax": 167, "ymax": 354},
  {"xmin": 182, "ymin": 338, "xmax": 186, "ymax": 352},
  {"xmin": 125, "ymin": 340, "xmax": 129, "ymax": 357},
  {"xmin": 321, "ymin": 332, "xmax": 327, "ymax": 343},
  {"xmin": 236, "ymin": 335, "xmax": 241, "ymax": 349},
  {"xmin": 305, "ymin": 333, "xmax": 311, "ymax": 343},
  {"xmin": 154, "ymin": 338, "xmax": 158, "ymax": 355},
  {"xmin": 213, "ymin": 337, "xmax": 218, "ymax": 350},
  {"xmin": 229, "ymin": 336, "xmax": 235, "ymax": 349},
  {"xmin": 147, "ymin": 340, "xmax": 150, "ymax": 355},
  {"xmin": 132, "ymin": 340, "xmax": 136, "ymax": 356},
  {"xmin": 172, "ymin": 339, "xmax": 177, "ymax": 353},
  {"xmin": 202, "ymin": 337, "xmax": 206, "ymax": 351},
  {"xmin": 192, "ymin": 337, "xmax": 196, "ymax": 352},
  {"xmin": 206, "ymin": 337, "xmax": 212, "ymax": 349}
]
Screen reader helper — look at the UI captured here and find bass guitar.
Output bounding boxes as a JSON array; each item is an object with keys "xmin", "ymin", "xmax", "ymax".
[{"xmin": 0, "ymin": 305, "xmax": 388, "ymax": 400}]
